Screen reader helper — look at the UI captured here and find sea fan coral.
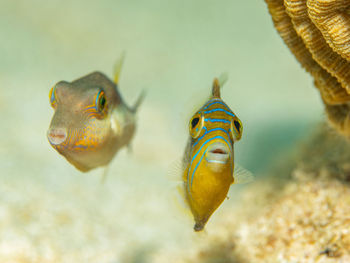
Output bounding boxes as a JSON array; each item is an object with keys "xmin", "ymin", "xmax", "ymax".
[{"xmin": 265, "ymin": 0, "xmax": 350, "ymax": 137}]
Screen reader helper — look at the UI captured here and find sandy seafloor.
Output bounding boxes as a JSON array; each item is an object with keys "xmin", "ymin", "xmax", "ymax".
[{"xmin": 0, "ymin": 0, "xmax": 326, "ymax": 262}]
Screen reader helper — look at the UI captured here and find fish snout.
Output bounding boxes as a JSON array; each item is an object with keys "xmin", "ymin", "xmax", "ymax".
[
  {"xmin": 47, "ymin": 128, "xmax": 68, "ymax": 145},
  {"xmin": 205, "ymin": 142, "xmax": 231, "ymax": 172},
  {"xmin": 206, "ymin": 142, "xmax": 230, "ymax": 163}
]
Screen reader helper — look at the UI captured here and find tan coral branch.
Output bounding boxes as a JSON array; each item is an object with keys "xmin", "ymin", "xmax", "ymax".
[
  {"xmin": 265, "ymin": 0, "xmax": 350, "ymax": 137},
  {"xmin": 307, "ymin": 0, "xmax": 350, "ymax": 61},
  {"xmin": 324, "ymin": 102, "xmax": 350, "ymax": 137},
  {"xmin": 284, "ymin": 0, "xmax": 350, "ymax": 94},
  {"xmin": 266, "ymin": 0, "xmax": 350, "ymax": 105}
]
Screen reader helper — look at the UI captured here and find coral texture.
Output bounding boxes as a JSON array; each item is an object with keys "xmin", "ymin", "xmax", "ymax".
[
  {"xmin": 184, "ymin": 126, "xmax": 350, "ymax": 263},
  {"xmin": 265, "ymin": 0, "xmax": 350, "ymax": 137},
  {"xmin": 191, "ymin": 180, "xmax": 350, "ymax": 263}
]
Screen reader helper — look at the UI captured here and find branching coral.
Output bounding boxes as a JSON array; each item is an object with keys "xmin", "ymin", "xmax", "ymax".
[{"xmin": 265, "ymin": 0, "xmax": 350, "ymax": 137}]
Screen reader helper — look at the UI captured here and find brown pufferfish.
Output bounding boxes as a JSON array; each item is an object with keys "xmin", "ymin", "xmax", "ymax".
[{"xmin": 47, "ymin": 56, "xmax": 144, "ymax": 172}]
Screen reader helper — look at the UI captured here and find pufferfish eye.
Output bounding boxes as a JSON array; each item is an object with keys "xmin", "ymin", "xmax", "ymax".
[
  {"xmin": 49, "ymin": 86, "xmax": 57, "ymax": 108},
  {"xmin": 96, "ymin": 91, "xmax": 106, "ymax": 112},
  {"xmin": 189, "ymin": 112, "xmax": 204, "ymax": 138},
  {"xmin": 231, "ymin": 118, "xmax": 243, "ymax": 141}
]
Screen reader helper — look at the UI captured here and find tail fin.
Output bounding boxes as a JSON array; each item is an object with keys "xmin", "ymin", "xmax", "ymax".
[
  {"xmin": 113, "ymin": 52, "xmax": 126, "ymax": 84},
  {"xmin": 131, "ymin": 90, "xmax": 146, "ymax": 113}
]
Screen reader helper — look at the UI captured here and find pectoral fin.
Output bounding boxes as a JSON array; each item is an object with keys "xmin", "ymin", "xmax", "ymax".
[{"xmin": 233, "ymin": 164, "xmax": 254, "ymax": 184}]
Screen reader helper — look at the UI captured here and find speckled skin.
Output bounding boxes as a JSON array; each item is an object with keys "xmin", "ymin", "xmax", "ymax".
[{"xmin": 48, "ymin": 71, "xmax": 141, "ymax": 172}]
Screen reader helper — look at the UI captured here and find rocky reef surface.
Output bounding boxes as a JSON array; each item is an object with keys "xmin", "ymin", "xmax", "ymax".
[{"xmin": 174, "ymin": 125, "xmax": 350, "ymax": 263}]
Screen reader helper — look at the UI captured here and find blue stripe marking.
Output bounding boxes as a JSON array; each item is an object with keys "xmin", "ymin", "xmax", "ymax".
[
  {"xmin": 205, "ymin": 118, "xmax": 231, "ymax": 124},
  {"xmin": 190, "ymin": 135, "xmax": 232, "ymax": 164},
  {"xmin": 85, "ymin": 106, "xmax": 96, "ymax": 110},
  {"xmin": 73, "ymin": 145, "xmax": 88, "ymax": 149},
  {"xmin": 188, "ymin": 135, "xmax": 232, "ymax": 189},
  {"xmin": 203, "ymin": 100, "xmax": 229, "ymax": 110},
  {"xmin": 203, "ymin": 108, "xmax": 235, "ymax": 117},
  {"xmin": 193, "ymin": 127, "xmax": 207, "ymax": 147},
  {"xmin": 193, "ymin": 127, "xmax": 232, "ymax": 147},
  {"xmin": 95, "ymin": 90, "xmax": 103, "ymax": 111},
  {"xmin": 190, "ymin": 149, "xmax": 207, "ymax": 188},
  {"xmin": 50, "ymin": 87, "xmax": 56, "ymax": 103}
]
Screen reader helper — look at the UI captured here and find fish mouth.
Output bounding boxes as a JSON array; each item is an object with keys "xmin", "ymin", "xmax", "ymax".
[
  {"xmin": 47, "ymin": 128, "xmax": 68, "ymax": 145},
  {"xmin": 206, "ymin": 142, "xmax": 230, "ymax": 164}
]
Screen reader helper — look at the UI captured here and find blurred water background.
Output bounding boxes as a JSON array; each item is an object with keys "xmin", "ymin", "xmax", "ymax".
[{"xmin": 0, "ymin": 0, "xmax": 323, "ymax": 262}]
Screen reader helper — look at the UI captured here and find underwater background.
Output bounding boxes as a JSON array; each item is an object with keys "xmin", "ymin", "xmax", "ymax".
[{"xmin": 0, "ymin": 0, "xmax": 333, "ymax": 262}]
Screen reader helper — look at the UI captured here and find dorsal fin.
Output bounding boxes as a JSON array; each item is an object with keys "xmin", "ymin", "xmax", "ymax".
[
  {"xmin": 113, "ymin": 52, "xmax": 126, "ymax": 84},
  {"xmin": 212, "ymin": 78, "xmax": 221, "ymax": 98},
  {"xmin": 211, "ymin": 73, "xmax": 228, "ymax": 98}
]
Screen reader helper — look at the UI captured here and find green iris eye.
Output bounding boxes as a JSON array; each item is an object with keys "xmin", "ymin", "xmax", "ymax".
[{"xmin": 98, "ymin": 95, "xmax": 106, "ymax": 111}]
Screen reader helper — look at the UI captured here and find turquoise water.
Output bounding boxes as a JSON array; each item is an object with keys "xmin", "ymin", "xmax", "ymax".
[{"xmin": 0, "ymin": 0, "xmax": 323, "ymax": 262}]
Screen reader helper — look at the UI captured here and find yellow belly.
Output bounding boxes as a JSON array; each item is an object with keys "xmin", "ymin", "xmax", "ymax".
[{"xmin": 185, "ymin": 163, "xmax": 233, "ymax": 231}]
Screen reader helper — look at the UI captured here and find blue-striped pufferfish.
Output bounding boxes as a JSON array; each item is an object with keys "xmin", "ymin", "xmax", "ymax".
[
  {"xmin": 47, "ymin": 56, "xmax": 144, "ymax": 172},
  {"xmin": 182, "ymin": 78, "xmax": 243, "ymax": 231}
]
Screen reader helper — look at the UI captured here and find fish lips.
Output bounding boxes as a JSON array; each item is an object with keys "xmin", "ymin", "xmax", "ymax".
[
  {"xmin": 47, "ymin": 128, "xmax": 68, "ymax": 146},
  {"xmin": 205, "ymin": 142, "xmax": 231, "ymax": 171}
]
